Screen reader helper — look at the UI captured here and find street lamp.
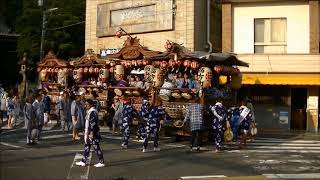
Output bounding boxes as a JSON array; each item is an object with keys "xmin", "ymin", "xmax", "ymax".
[{"xmin": 39, "ymin": 0, "xmax": 58, "ymax": 61}]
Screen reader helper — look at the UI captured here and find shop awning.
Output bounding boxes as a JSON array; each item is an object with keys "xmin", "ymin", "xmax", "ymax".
[{"xmin": 241, "ymin": 73, "xmax": 320, "ymax": 85}]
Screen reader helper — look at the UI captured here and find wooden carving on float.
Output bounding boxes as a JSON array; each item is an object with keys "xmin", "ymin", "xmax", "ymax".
[
  {"xmin": 107, "ymin": 37, "xmax": 160, "ymax": 60},
  {"xmin": 38, "ymin": 51, "xmax": 68, "ymax": 68},
  {"xmin": 72, "ymin": 49, "xmax": 106, "ymax": 66}
]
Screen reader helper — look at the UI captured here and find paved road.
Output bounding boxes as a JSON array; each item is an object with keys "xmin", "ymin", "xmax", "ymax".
[{"xmin": 1, "ymin": 126, "xmax": 320, "ymax": 180}]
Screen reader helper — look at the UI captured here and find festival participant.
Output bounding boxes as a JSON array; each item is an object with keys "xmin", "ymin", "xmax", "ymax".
[
  {"xmin": 182, "ymin": 102, "xmax": 204, "ymax": 151},
  {"xmin": 238, "ymin": 100, "xmax": 254, "ymax": 149},
  {"xmin": 121, "ymin": 95, "xmax": 134, "ymax": 149},
  {"xmin": 227, "ymin": 105, "xmax": 240, "ymax": 142},
  {"xmin": 42, "ymin": 90, "xmax": 51, "ymax": 127},
  {"xmin": 32, "ymin": 93, "xmax": 44, "ymax": 142},
  {"xmin": 76, "ymin": 99, "xmax": 105, "ymax": 168},
  {"xmin": 61, "ymin": 91, "xmax": 72, "ymax": 132},
  {"xmin": 111, "ymin": 96, "xmax": 121, "ymax": 135},
  {"xmin": 210, "ymin": 98, "xmax": 227, "ymax": 152},
  {"xmin": 71, "ymin": 93, "xmax": 85, "ymax": 141},
  {"xmin": 24, "ymin": 96, "xmax": 37, "ymax": 145},
  {"xmin": 6, "ymin": 92, "xmax": 14, "ymax": 128},
  {"xmin": 142, "ymin": 97, "xmax": 169, "ymax": 153}
]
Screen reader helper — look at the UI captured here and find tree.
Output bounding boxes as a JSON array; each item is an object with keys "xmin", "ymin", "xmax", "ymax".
[{"xmin": 16, "ymin": 0, "xmax": 85, "ymax": 63}]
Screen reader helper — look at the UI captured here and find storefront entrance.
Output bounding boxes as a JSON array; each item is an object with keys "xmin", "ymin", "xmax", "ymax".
[{"xmin": 291, "ymin": 88, "xmax": 307, "ymax": 130}]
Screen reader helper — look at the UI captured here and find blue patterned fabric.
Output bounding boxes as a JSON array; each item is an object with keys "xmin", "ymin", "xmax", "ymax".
[
  {"xmin": 227, "ymin": 106, "xmax": 240, "ymax": 139},
  {"xmin": 210, "ymin": 102, "xmax": 227, "ymax": 149},
  {"xmin": 143, "ymin": 106, "xmax": 167, "ymax": 148},
  {"xmin": 238, "ymin": 105, "xmax": 253, "ymax": 134},
  {"xmin": 122, "ymin": 103, "xmax": 134, "ymax": 145},
  {"xmin": 140, "ymin": 100, "xmax": 149, "ymax": 120},
  {"xmin": 87, "ymin": 109, "xmax": 101, "ymax": 143}
]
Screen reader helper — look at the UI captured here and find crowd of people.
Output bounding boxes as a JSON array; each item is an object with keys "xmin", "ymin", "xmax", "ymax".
[{"xmin": 1, "ymin": 82, "xmax": 257, "ymax": 167}]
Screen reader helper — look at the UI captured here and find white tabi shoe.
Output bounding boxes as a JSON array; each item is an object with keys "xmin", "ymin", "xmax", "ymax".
[
  {"xmin": 75, "ymin": 161, "xmax": 86, "ymax": 167},
  {"xmin": 153, "ymin": 147, "xmax": 160, "ymax": 152},
  {"xmin": 142, "ymin": 148, "xmax": 147, "ymax": 153},
  {"xmin": 94, "ymin": 162, "xmax": 105, "ymax": 168}
]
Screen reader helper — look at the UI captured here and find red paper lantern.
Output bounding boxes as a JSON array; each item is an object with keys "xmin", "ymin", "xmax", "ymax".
[
  {"xmin": 168, "ymin": 59, "xmax": 175, "ymax": 67},
  {"xmin": 121, "ymin": 61, "xmax": 126, "ymax": 66},
  {"xmin": 89, "ymin": 67, "xmax": 94, "ymax": 74},
  {"xmin": 183, "ymin": 60, "xmax": 191, "ymax": 67},
  {"xmin": 191, "ymin": 61, "xmax": 199, "ymax": 69},
  {"xmin": 78, "ymin": 67, "xmax": 84, "ymax": 73},
  {"xmin": 83, "ymin": 67, "xmax": 89, "ymax": 74},
  {"xmin": 142, "ymin": 59, "xmax": 149, "ymax": 66},
  {"xmin": 110, "ymin": 61, "xmax": 115, "ymax": 67},
  {"xmin": 125, "ymin": 60, "xmax": 131, "ymax": 67},
  {"xmin": 137, "ymin": 60, "xmax": 143, "ymax": 66},
  {"xmin": 94, "ymin": 68, "xmax": 99, "ymax": 73},
  {"xmin": 160, "ymin": 61, "xmax": 167, "ymax": 68}
]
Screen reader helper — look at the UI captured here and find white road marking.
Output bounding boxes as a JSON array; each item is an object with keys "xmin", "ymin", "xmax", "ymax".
[
  {"xmin": 0, "ymin": 142, "xmax": 24, "ymax": 149},
  {"xmin": 67, "ymin": 152, "xmax": 83, "ymax": 179},
  {"xmin": 229, "ymin": 150, "xmax": 320, "ymax": 153},
  {"xmin": 263, "ymin": 173, "xmax": 320, "ymax": 179},
  {"xmin": 81, "ymin": 152, "xmax": 92, "ymax": 180},
  {"xmin": 67, "ymin": 152, "xmax": 92, "ymax": 180},
  {"xmin": 180, "ymin": 175, "xmax": 226, "ymax": 179},
  {"xmin": 256, "ymin": 137, "xmax": 320, "ymax": 143}
]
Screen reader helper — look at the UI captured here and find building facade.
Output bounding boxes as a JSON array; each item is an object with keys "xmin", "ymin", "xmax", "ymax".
[
  {"xmin": 222, "ymin": 0, "xmax": 320, "ymax": 132},
  {"xmin": 85, "ymin": 0, "xmax": 221, "ymax": 55}
]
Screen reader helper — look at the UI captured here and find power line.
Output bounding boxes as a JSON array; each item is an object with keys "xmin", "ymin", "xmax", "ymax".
[{"xmin": 47, "ymin": 21, "xmax": 85, "ymax": 31}]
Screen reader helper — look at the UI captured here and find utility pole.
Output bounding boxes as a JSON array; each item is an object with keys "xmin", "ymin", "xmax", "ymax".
[{"xmin": 39, "ymin": 0, "xmax": 58, "ymax": 61}]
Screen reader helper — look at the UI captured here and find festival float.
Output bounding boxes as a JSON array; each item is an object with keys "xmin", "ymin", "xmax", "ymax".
[{"xmin": 37, "ymin": 51, "xmax": 71, "ymax": 119}]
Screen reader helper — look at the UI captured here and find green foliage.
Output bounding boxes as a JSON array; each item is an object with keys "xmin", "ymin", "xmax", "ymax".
[{"xmin": 15, "ymin": 0, "xmax": 85, "ymax": 63}]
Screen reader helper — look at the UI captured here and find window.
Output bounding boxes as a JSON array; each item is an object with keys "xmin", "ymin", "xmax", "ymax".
[{"xmin": 254, "ymin": 18, "xmax": 287, "ymax": 53}]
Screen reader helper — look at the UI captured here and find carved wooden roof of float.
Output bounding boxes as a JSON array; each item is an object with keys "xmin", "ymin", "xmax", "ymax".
[
  {"xmin": 147, "ymin": 41, "xmax": 249, "ymax": 67},
  {"xmin": 107, "ymin": 37, "xmax": 161, "ymax": 60},
  {"xmin": 38, "ymin": 51, "xmax": 68, "ymax": 67},
  {"xmin": 72, "ymin": 49, "xmax": 106, "ymax": 66}
]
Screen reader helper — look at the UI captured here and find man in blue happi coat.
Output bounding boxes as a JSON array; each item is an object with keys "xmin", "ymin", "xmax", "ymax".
[
  {"xmin": 238, "ymin": 100, "xmax": 254, "ymax": 148},
  {"xmin": 121, "ymin": 95, "xmax": 134, "ymax": 149},
  {"xmin": 227, "ymin": 106, "xmax": 240, "ymax": 142},
  {"xmin": 142, "ymin": 97, "xmax": 169, "ymax": 152},
  {"xmin": 210, "ymin": 98, "xmax": 227, "ymax": 152}
]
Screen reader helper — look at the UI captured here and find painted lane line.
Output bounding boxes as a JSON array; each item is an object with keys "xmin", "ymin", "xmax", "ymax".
[
  {"xmin": 67, "ymin": 152, "xmax": 83, "ymax": 179},
  {"xmin": 263, "ymin": 173, "xmax": 320, "ymax": 179},
  {"xmin": 81, "ymin": 152, "xmax": 92, "ymax": 180},
  {"xmin": 67, "ymin": 152, "xmax": 92, "ymax": 180},
  {"xmin": 180, "ymin": 175, "xmax": 226, "ymax": 179},
  {"xmin": 255, "ymin": 138, "xmax": 320, "ymax": 143},
  {"xmin": 248, "ymin": 143, "xmax": 320, "ymax": 146},
  {"xmin": 229, "ymin": 149, "xmax": 320, "ymax": 153},
  {"xmin": 245, "ymin": 146, "xmax": 320, "ymax": 150},
  {"xmin": 0, "ymin": 142, "xmax": 25, "ymax": 149}
]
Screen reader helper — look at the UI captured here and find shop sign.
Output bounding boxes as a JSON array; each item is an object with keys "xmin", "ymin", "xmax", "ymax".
[
  {"xmin": 279, "ymin": 111, "xmax": 289, "ymax": 124},
  {"xmin": 307, "ymin": 96, "xmax": 318, "ymax": 109},
  {"xmin": 100, "ymin": 49, "xmax": 119, "ymax": 58}
]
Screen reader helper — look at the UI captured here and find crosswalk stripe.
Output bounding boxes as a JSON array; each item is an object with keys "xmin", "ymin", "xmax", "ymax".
[
  {"xmin": 263, "ymin": 173, "xmax": 320, "ymax": 179},
  {"xmin": 238, "ymin": 138, "xmax": 320, "ymax": 153}
]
